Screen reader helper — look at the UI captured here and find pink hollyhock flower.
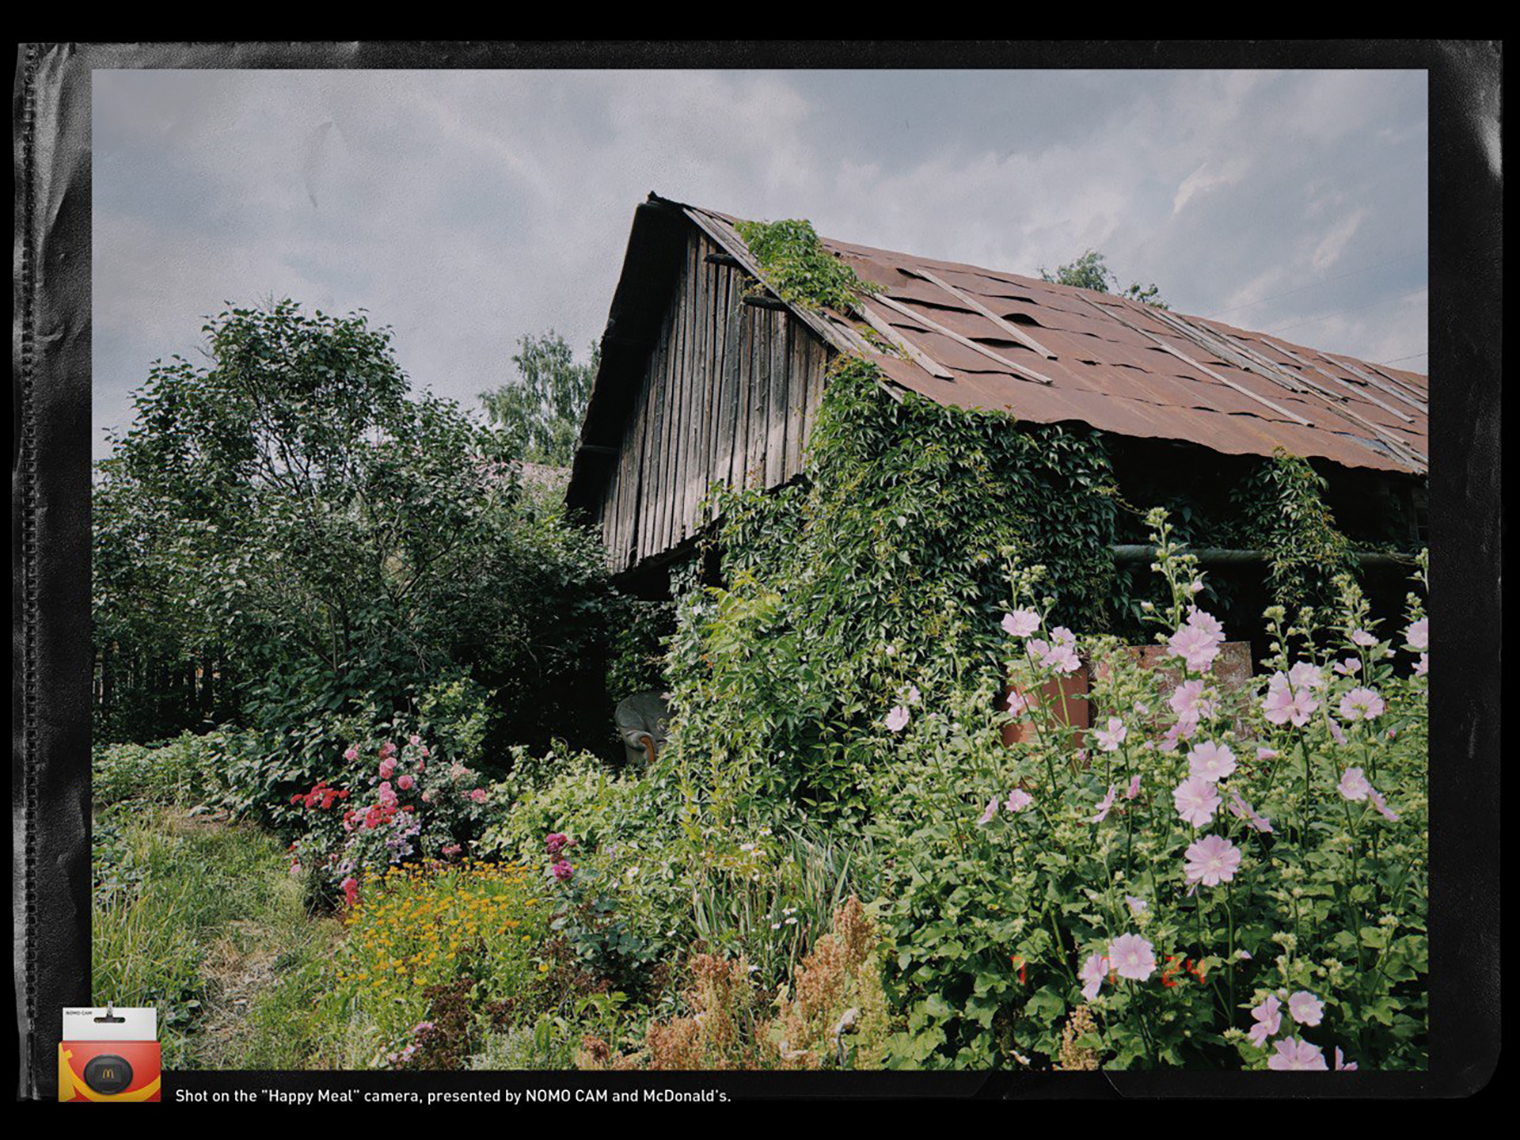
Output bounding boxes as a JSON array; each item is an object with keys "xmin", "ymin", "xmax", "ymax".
[
  {"xmin": 1248, "ymin": 994, "xmax": 1282, "ymax": 1047},
  {"xmin": 1029, "ymin": 637, "xmax": 1080, "ymax": 674},
  {"xmin": 1187, "ymin": 740, "xmax": 1237, "ymax": 783},
  {"xmin": 1125, "ymin": 774, "xmax": 1142, "ymax": 800},
  {"xmin": 1091, "ymin": 785, "xmax": 1117, "ymax": 824},
  {"xmin": 1173, "ymin": 776, "xmax": 1221, "ymax": 827},
  {"xmin": 1288, "ymin": 662, "xmax": 1326, "ymax": 691},
  {"xmin": 1350, "ymin": 629, "xmax": 1379, "ymax": 648},
  {"xmin": 1339, "ymin": 687, "xmax": 1386, "ymax": 721},
  {"xmin": 1414, "ymin": 653, "xmax": 1428, "ymax": 677},
  {"xmin": 1262, "ymin": 675, "xmax": 1319, "ymax": 727},
  {"xmin": 1093, "ymin": 717, "xmax": 1127, "ymax": 752},
  {"xmin": 1405, "ymin": 617, "xmax": 1428, "ymax": 653},
  {"xmin": 1337, "ymin": 767, "xmax": 1372, "ymax": 802},
  {"xmin": 1169, "ymin": 679, "xmax": 1218, "ymax": 722},
  {"xmin": 1004, "ymin": 788, "xmax": 1033, "ymax": 813},
  {"xmin": 1288, "ymin": 991, "xmax": 1324, "ymax": 1026},
  {"xmin": 469, "ymin": 787, "xmax": 487, "ymax": 804},
  {"xmin": 1079, "ymin": 952, "xmax": 1107, "ymax": 1000},
  {"xmin": 1368, "ymin": 788, "xmax": 1401, "ymax": 822},
  {"xmin": 1229, "ymin": 790, "xmax": 1273, "ymax": 834},
  {"xmin": 397, "ymin": 774, "xmax": 414, "ymax": 791},
  {"xmin": 1184, "ymin": 834, "xmax": 1241, "ymax": 887},
  {"xmin": 885, "ymin": 705, "xmax": 911, "ymax": 733},
  {"xmin": 1334, "ymin": 1047, "xmax": 1358, "ymax": 1071},
  {"xmin": 1168, "ymin": 623, "xmax": 1221, "ymax": 672},
  {"xmin": 1001, "ymin": 609, "xmax": 1040, "ymax": 637},
  {"xmin": 976, "ymin": 798, "xmax": 999, "ymax": 827},
  {"xmin": 1107, "ymin": 933, "xmax": 1157, "ymax": 981},
  {"xmin": 1333, "ymin": 657, "xmax": 1361, "ymax": 677},
  {"xmin": 1268, "ymin": 1038, "xmax": 1328, "ymax": 1071},
  {"xmin": 1186, "ymin": 607, "xmax": 1225, "ymax": 644}
]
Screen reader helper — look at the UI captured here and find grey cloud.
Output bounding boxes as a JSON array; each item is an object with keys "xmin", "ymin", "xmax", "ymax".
[{"xmin": 92, "ymin": 68, "xmax": 1428, "ymax": 459}]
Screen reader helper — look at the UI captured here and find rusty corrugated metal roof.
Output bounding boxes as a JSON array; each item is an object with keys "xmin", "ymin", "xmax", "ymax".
[{"xmin": 684, "ymin": 202, "xmax": 1427, "ymax": 475}]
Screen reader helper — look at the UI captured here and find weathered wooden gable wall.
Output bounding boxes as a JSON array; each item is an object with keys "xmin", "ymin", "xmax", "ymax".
[{"xmin": 597, "ymin": 227, "xmax": 834, "ymax": 574}]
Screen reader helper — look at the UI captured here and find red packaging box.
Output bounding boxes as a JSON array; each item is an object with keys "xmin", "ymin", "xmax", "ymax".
[{"xmin": 59, "ymin": 1007, "xmax": 161, "ymax": 1102}]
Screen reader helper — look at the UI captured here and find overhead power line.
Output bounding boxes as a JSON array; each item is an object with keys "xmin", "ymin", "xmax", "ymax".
[{"xmin": 1267, "ymin": 286, "xmax": 1428, "ymax": 336}]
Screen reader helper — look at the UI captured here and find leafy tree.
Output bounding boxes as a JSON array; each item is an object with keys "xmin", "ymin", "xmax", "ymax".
[
  {"xmin": 479, "ymin": 331, "xmax": 598, "ymax": 467},
  {"xmin": 94, "ymin": 301, "xmax": 622, "ymax": 757},
  {"xmin": 1039, "ymin": 250, "xmax": 1168, "ymax": 308}
]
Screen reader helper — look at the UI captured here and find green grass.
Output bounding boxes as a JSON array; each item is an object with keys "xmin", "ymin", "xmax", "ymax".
[{"xmin": 92, "ymin": 804, "xmax": 344, "ymax": 1068}]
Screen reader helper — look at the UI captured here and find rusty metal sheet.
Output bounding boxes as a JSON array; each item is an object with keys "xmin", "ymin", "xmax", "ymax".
[{"xmin": 687, "ymin": 199, "xmax": 1427, "ymax": 475}]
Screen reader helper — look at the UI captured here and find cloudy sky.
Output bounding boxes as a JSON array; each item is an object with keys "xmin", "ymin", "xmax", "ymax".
[{"xmin": 92, "ymin": 68, "xmax": 1427, "ymax": 459}]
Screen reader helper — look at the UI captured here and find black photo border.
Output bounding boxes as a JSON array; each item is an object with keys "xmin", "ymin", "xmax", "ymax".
[{"xmin": 12, "ymin": 40, "xmax": 1501, "ymax": 1102}]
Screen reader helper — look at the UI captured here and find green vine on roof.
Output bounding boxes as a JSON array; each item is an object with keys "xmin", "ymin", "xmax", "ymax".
[{"xmin": 734, "ymin": 217, "xmax": 879, "ymax": 315}]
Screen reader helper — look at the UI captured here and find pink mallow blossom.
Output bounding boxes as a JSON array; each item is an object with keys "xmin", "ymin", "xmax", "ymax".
[
  {"xmin": 1173, "ymin": 776, "xmax": 1221, "ymax": 827},
  {"xmin": 1125, "ymin": 774, "xmax": 1142, "ymax": 800},
  {"xmin": 1248, "ymin": 994, "xmax": 1282, "ymax": 1048},
  {"xmin": 1288, "ymin": 991, "xmax": 1325, "ymax": 1027},
  {"xmin": 1003, "ymin": 789, "xmax": 1034, "ymax": 813},
  {"xmin": 1187, "ymin": 740, "xmax": 1237, "ymax": 783},
  {"xmin": 1405, "ymin": 617, "xmax": 1428, "ymax": 653},
  {"xmin": 976, "ymin": 798, "xmax": 998, "ymax": 827},
  {"xmin": 1337, "ymin": 767, "xmax": 1372, "ymax": 802},
  {"xmin": 1414, "ymin": 653, "xmax": 1428, "ymax": 678},
  {"xmin": 1079, "ymin": 952, "xmax": 1107, "ymax": 1000},
  {"xmin": 1229, "ymin": 790, "xmax": 1273, "ymax": 834},
  {"xmin": 1184, "ymin": 834, "xmax": 1241, "ymax": 887},
  {"xmin": 885, "ymin": 705, "xmax": 911, "ymax": 733},
  {"xmin": 1268, "ymin": 1038, "xmax": 1328, "ymax": 1071},
  {"xmin": 1368, "ymin": 788, "xmax": 1401, "ymax": 823},
  {"xmin": 1338, "ymin": 687, "xmax": 1386, "ymax": 722},
  {"xmin": 1107, "ymin": 933, "xmax": 1157, "ymax": 981},
  {"xmin": 1168, "ymin": 621, "xmax": 1222, "ymax": 673},
  {"xmin": 1263, "ymin": 674, "xmax": 1319, "ymax": 727},
  {"xmin": 1350, "ymin": 628, "xmax": 1379, "ymax": 648},
  {"xmin": 1091, "ymin": 785, "xmax": 1117, "ymax": 824},
  {"xmin": 1093, "ymin": 717, "xmax": 1127, "ymax": 752},
  {"xmin": 1334, "ymin": 1048, "xmax": 1359, "ymax": 1072},
  {"xmin": 1001, "ymin": 609, "xmax": 1041, "ymax": 638}
]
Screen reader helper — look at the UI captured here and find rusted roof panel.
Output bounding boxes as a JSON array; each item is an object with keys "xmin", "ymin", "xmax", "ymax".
[{"xmin": 685, "ymin": 201, "xmax": 1427, "ymax": 475}]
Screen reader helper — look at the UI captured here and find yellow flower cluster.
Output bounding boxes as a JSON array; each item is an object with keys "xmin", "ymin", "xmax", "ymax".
[{"xmin": 333, "ymin": 860, "xmax": 547, "ymax": 1000}]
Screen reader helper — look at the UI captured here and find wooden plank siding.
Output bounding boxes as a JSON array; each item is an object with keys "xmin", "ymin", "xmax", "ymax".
[{"xmin": 595, "ymin": 228, "xmax": 833, "ymax": 575}]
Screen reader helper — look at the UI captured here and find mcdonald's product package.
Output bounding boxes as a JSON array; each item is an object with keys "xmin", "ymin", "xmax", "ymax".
[{"xmin": 59, "ymin": 1007, "xmax": 161, "ymax": 1102}]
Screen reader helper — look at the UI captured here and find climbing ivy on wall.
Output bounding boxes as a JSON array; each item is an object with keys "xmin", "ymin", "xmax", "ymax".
[
  {"xmin": 663, "ymin": 356, "xmax": 1117, "ymax": 821},
  {"xmin": 1231, "ymin": 449, "xmax": 1357, "ymax": 619}
]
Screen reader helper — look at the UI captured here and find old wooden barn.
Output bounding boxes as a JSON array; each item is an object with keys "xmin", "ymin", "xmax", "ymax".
[{"xmin": 566, "ymin": 194, "xmax": 1428, "ymax": 595}]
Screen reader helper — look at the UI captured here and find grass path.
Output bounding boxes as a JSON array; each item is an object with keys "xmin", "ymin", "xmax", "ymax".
[{"xmin": 93, "ymin": 805, "xmax": 345, "ymax": 1068}]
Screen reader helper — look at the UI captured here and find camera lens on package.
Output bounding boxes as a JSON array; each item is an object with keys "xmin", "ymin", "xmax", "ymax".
[{"xmin": 59, "ymin": 1006, "xmax": 161, "ymax": 1102}]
